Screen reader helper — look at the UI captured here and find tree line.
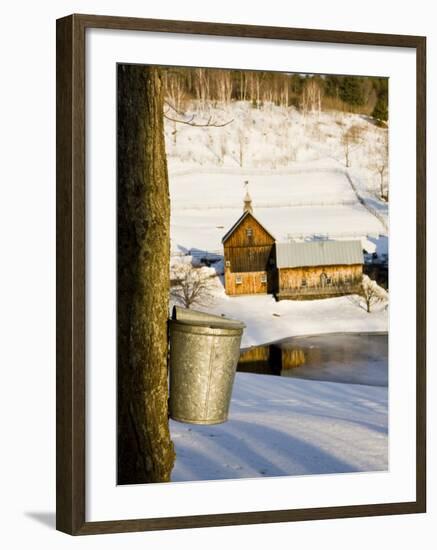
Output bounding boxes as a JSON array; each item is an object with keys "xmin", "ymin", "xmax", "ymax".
[{"xmin": 162, "ymin": 67, "xmax": 388, "ymax": 123}]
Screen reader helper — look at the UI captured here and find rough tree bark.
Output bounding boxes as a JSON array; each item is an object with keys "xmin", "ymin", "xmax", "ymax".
[{"xmin": 117, "ymin": 64, "xmax": 175, "ymax": 484}]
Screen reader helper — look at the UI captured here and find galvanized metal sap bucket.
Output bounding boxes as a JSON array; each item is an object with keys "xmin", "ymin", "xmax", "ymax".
[{"xmin": 169, "ymin": 307, "xmax": 245, "ymax": 425}]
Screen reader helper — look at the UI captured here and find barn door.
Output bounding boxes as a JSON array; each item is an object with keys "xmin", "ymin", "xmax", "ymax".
[{"xmin": 320, "ymin": 272, "xmax": 328, "ymax": 288}]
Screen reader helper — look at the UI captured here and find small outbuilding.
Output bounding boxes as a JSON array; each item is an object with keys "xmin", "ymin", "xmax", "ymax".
[{"xmin": 275, "ymin": 240, "xmax": 364, "ymax": 300}]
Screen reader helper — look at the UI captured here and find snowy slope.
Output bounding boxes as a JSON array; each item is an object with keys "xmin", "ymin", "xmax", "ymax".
[
  {"xmin": 170, "ymin": 165, "xmax": 386, "ymax": 254},
  {"xmin": 171, "ymin": 372, "xmax": 388, "ymax": 482},
  {"xmin": 170, "ymin": 168, "xmax": 357, "ymax": 210},
  {"xmin": 165, "ymin": 101, "xmax": 388, "ymax": 192}
]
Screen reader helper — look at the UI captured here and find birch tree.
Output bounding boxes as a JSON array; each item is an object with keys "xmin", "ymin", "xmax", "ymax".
[
  {"xmin": 301, "ymin": 79, "xmax": 323, "ymax": 115},
  {"xmin": 369, "ymin": 133, "xmax": 389, "ymax": 200}
]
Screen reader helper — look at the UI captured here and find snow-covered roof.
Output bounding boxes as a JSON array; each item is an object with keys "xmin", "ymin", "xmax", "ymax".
[{"xmin": 276, "ymin": 240, "xmax": 363, "ymax": 269}]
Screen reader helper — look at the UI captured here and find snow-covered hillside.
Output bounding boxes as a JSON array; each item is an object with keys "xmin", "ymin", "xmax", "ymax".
[
  {"xmin": 165, "ymin": 101, "xmax": 389, "ymax": 256},
  {"xmin": 165, "ymin": 101, "xmax": 388, "ymax": 185}
]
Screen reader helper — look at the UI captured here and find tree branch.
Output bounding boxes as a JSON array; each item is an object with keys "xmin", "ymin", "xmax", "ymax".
[
  {"xmin": 163, "ymin": 100, "xmax": 234, "ymax": 127},
  {"xmin": 163, "ymin": 112, "xmax": 234, "ymax": 127}
]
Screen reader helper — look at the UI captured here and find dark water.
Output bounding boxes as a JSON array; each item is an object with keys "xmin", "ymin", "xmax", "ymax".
[{"xmin": 237, "ymin": 332, "xmax": 388, "ymax": 387}]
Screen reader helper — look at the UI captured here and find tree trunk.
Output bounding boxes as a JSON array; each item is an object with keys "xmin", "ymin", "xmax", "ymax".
[
  {"xmin": 117, "ymin": 64, "xmax": 175, "ymax": 484},
  {"xmin": 380, "ymin": 172, "xmax": 385, "ymax": 199}
]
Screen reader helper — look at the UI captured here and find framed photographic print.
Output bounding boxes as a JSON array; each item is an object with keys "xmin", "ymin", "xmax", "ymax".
[{"xmin": 56, "ymin": 14, "xmax": 426, "ymax": 535}]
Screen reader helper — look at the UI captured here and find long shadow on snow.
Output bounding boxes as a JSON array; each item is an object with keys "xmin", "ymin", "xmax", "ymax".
[
  {"xmin": 173, "ymin": 417, "xmax": 363, "ymax": 481},
  {"xmin": 231, "ymin": 378, "xmax": 388, "ymax": 436},
  {"xmin": 173, "ymin": 422, "xmax": 290, "ymax": 478},
  {"xmin": 170, "ymin": 442, "xmax": 229, "ymax": 481},
  {"xmin": 228, "ymin": 417, "xmax": 362, "ymax": 475},
  {"xmin": 232, "ymin": 376, "xmax": 387, "ymax": 416}
]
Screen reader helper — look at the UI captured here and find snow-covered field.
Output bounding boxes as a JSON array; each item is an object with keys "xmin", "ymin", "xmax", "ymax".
[
  {"xmin": 171, "ymin": 167, "xmax": 358, "ymax": 210},
  {"xmin": 170, "ymin": 166, "xmax": 386, "ymax": 254},
  {"xmin": 171, "ymin": 372, "xmax": 388, "ymax": 482}
]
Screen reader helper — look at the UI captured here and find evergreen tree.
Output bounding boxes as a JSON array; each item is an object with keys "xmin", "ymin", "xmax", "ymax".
[
  {"xmin": 339, "ymin": 77, "xmax": 365, "ymax": 106},
  {"xmin": 323, "ymin": 75, "xmax": 343, "ymax": 97},
  {"xmin": 372, "ymin": 77, "xmax": 388, "ymax": 97},
  {"xmin": 372, "ymin": 93, "xmax": 388, "ymax": 123},
  {"xmin": 371, "ymin": 78, "xmax": 388, "ymax": 123}
]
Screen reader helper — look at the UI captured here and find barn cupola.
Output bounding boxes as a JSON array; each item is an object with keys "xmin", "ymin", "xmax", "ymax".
[{"xmin": 243, "ymin": 180, "xmax": 253, "ymax": 214}]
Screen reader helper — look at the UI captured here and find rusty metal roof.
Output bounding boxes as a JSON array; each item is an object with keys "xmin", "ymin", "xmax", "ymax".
[{"xmin": 276, "ymin": 240, "xmax": 363, "ymax": 268}]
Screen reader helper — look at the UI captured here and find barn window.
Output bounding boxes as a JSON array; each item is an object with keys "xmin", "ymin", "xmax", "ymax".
[
  {"xmin": 236, "ymin": 275, "xmax": 242, "ymax": 284},
  {"xmin": 261, "ymin": 274, "xmax": 267, "ymax": 284},
  {"xmin": 301, "ymin": 278, "xmax": 307, "ymax": 287},
  {"xmin": 246, "ymin": 227, "xmax": 253, "ymax": 239},
  {"xmin": 326, "ymin": 277, "xmax": 332, "ymax": 285},
  {"xmin": 225, "ymin": 260, "xmax": 230, "ymax": 267}
]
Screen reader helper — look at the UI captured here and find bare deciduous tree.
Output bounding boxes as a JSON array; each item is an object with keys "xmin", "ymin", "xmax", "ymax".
[
  {"xmin": 170, "ymin": 264, "xmax": 216, "ymax": 309},
  {"xmin": 301, "ymin": 79, "xmax": 323, "ymax": 115},
  {"xmin": 163, "ymin": 72, "xmax": 187, "ymax": 114},
  {"xmin": 248, "ymin": 71, "xmax": 261, "ymax": 108},
  {"xmin": 341, "ymin": 124, "xmax": 363, "ymax": 167},
  {"xmin": 163, "ymin": 72, "xmax": 188, "ymax": 146},
  {"xmin": 238, "ymin": 128, "xmax": 246, "ymax": 167},
  {"xmin": 369, "ymin": 133, "xmax": 389, "ymax": 200},
  {"xmin": 360, "ymin": 274, "xmax": 388, "ymax": 313},
  {"xmin": 215, "ymin": 69, "xmax": 233, "ymax": 104},
  {"xmin": 279, "ymin": 76, "xmax": 290, "ymax": 108},
  {"xmin": 219, "ymin": 131, "xmax": 228, "ymax": 164},
  {"xmin": 239, "ymin": 71, "xmax": 248, "ymax": 101}
]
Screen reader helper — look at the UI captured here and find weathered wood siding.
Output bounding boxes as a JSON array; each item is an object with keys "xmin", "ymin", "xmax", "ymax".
[
  {"xmin": 223, "ymin": 213, "xmax": 275, "ymax": 295},
  {"xmin": 224, "ymin": 270, "xmax": 268, "ymax": 295},
  {"xmin": 226, "ymin": 245, "xmax": 274, "ymax": 272},
  {"xmin": 224, "ymin": 214, "xmax": 275, "ymax": 248},
  {"xmin": 277, "ymin": 264, "xmax": 362, "ymax": 298}
]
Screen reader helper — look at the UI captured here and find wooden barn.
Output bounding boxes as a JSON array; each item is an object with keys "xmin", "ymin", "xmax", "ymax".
[
  {"xmin": 222, "ymin": 188, "xmax": 363, "ymax": 299},
  {"xmin": 222, "ymin": 192, "xmax": 276, "ymax": 296},
  {"xmin": 275, "ymin": 240, "xmax": 364, "ymax": 300}
]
